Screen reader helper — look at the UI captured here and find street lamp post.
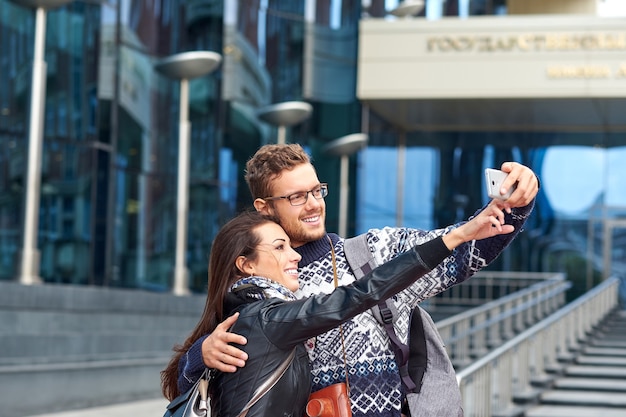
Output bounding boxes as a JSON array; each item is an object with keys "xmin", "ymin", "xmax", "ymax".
[
  {"xmin": 257, "ymin": 101, "xmax": 313, "ymax": 144},
  {"xmin": 322, "ymin": 133, "xmax": 369, "ymax": 237},
  {"xmin": 154, "ymin": 51, "xmax": 222, "ymax": 296},
  {"xmin": 10, "ymin": 0, "xmax": 74, "ymax": 285}
]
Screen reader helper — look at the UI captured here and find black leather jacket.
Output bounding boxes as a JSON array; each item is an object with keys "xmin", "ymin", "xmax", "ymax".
[{"xmin": 213, "ymin": 236, "xmax": 450, "ymax": 417}]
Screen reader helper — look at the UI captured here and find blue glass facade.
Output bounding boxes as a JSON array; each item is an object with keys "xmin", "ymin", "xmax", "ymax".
[{"xmin": 1, "ymin": 0, "xmax": 624, "ymax": 293}]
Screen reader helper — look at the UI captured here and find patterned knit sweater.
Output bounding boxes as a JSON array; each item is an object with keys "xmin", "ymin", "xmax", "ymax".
[{"xmin": 293, "ymin": 202, "xmax": 534, "ymax": 417}]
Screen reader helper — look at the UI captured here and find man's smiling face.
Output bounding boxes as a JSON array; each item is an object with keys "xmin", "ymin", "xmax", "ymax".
[{"xmin": 257, "ymin": 163, "xmax": 327, "ymax": 248}]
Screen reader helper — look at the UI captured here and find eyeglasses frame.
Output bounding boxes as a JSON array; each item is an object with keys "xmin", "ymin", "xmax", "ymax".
[{"xmin": 263, "ymin": 183, "xmax": 329, "ymax": 206}]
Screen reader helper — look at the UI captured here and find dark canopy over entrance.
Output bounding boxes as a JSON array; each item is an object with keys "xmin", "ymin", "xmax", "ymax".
[{"xmin": 364, "ymin": 97, "xmax": 626, "ymax": 148}]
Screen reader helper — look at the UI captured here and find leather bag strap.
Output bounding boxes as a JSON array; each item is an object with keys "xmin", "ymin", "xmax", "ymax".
[
  {"xmin": 237, "ymin": 348, "xmax": 297, "ymax": 417},
  {"xmin": 328, "ymin": 235, "xmax": 351, "ymax": 395}
]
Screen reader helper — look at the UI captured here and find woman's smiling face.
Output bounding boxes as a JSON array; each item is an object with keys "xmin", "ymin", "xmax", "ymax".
[{"xmin": 242, "ymin": 222, "xmax": 302, "ymax": 292}]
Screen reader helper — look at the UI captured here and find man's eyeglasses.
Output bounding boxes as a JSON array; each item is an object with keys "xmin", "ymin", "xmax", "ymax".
[{"xmin": 264, "ymin": 183, "xmax": 328, "ymax": 206}]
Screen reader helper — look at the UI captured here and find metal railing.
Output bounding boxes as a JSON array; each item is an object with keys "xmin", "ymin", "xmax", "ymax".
[
  {"xmin": 436, "ymin": 272, "xmax": 571, "ymax": 369},
  {"xmin": 456, "ymin": 276, "xmax": 620, "ymax": 417},
  {"xmin": 429, "ymin": 272, "xmax": 558, "ymax": 311}
]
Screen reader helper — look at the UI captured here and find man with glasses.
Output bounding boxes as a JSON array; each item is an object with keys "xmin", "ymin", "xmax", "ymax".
[{"xmin": 177, "ymin": 143, "xmax": 539, "ymax": 417}]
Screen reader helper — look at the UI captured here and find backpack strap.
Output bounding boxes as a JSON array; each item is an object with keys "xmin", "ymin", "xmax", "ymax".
[
  {"xmin": 344, "ymin": 234, "xmax": 422, "ymax": 393},
  {"xmin": 407, "ymin": 308, "xmax": 427, "ymax": 394}
]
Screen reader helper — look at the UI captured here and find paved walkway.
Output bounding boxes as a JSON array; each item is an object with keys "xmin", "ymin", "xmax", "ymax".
[{"xmin": 24, "ymin": 398, "xmax": 168, "ymax": 417}]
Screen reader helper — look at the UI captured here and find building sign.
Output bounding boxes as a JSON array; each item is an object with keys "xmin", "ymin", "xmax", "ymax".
[
  {"xmin": 425, "ymin": 33, "xmax": 626, "ymax": 53},
  {"xmin": 357, "ymin": 16, "xmax": 626, "ymax": 99},
  {"xmin": 547, "ymin": 64, "xmax": 626, "ymax": 79}
]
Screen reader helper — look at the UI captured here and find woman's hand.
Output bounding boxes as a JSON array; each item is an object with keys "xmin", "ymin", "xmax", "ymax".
[{"xmin": 443, "ymin": 200, "xmax": 515, "ymax": 250}]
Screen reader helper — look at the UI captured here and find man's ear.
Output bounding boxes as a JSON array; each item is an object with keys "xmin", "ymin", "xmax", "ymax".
[{"xmin": 254, "ymin": 198, "xmax": 272, "ymax": 215}]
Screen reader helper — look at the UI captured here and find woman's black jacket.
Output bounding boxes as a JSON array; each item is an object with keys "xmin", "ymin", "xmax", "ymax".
[{"xmin": 214, "ymin": 236, "xmax": 450, "ymax": 417}]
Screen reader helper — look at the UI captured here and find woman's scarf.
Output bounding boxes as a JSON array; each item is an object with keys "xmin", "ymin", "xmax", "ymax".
[{"xmin": 230, "ymin": 276, "xmax": 297, "ymax": 302}]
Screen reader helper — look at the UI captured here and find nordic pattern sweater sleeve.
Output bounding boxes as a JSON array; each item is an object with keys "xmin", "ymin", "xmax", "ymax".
[
  {"xmin": 177, "ymin": 334, "xmax": 208, "ymax": 394},
  {"xmin": 368, "ymin": 198, "xmax": 536, "ymax": 303}
]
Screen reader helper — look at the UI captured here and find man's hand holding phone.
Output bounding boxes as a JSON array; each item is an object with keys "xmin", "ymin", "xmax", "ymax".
[{"xmin": 485, "ymin": 162, "xmax": 539, "ymax": 209}]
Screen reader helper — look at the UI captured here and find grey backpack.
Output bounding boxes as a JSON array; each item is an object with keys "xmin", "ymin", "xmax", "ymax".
[{"xmin": 344, "ymin": 235, "xmax": 464, "ymax": 417}]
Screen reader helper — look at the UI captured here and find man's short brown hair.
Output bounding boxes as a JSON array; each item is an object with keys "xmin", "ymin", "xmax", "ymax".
[{"xmin": 245, "ymin": 144, "xmax": 312, "ymax": 199}]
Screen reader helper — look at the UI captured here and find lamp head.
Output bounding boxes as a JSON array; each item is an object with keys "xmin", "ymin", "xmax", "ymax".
[
  {"xmin": 322, "ymin": 133, "xmax": 369, "ymax": 157},
  {"xmin": 256, "ymin": 101, "xmax": 313, "ymax": 127},
  {"xmin": 154, "ymin": 51, "xmax": 222, "ymax": 80}
]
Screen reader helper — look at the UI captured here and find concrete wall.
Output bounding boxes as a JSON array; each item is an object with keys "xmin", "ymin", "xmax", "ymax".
[{"xmin": 0, "ymin": 281, "xmax": 206, "ymax": 417}]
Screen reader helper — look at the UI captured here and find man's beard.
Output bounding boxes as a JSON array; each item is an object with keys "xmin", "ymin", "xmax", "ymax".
[{"xmin": 278, "ymin": 213, "xmax": 326, "ymax": 246}]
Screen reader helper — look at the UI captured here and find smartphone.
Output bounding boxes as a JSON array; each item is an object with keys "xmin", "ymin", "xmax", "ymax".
[{"xmin": 485, "ymin": 168, "xmax": 516, "ymax": 200}]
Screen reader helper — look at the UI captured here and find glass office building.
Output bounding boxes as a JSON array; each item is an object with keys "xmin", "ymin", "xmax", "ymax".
[{"xmin": 1, "ymin": 0, "xmax": 625, "ymax": 293}]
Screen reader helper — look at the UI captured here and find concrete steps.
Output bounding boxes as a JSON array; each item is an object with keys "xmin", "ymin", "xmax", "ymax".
[
  {"xmin": 523, "ymin": 309, "xmax": 626, "ymax": 417},
  {"xmin": 0, "ymin": 281, "xmax": 205, "ymax": 417}
]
